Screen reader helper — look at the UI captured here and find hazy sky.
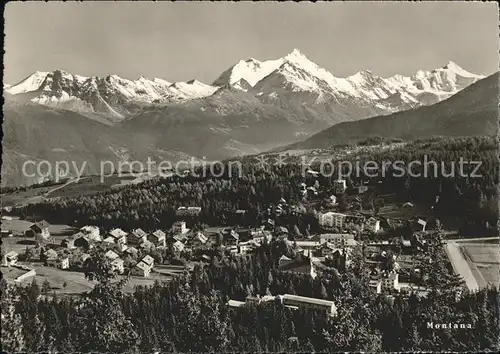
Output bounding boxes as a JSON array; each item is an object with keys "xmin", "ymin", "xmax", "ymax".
[{"xmin": 4, "ymin": 1, "xmax": 499, "ymax": 85}]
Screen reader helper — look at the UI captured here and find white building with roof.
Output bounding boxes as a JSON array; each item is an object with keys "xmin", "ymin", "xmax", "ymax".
[
  {"xmin": 319, "ymin": 233, "xmax": 356, "ymax": 248},
  {"xmin": 279, "ymin": 294, "xmax": 337, "ymax": 317},
  {"xmin": 80, "ymin": 225, "xmax": 101, "ymax": 241},
  {"xmin": 318, "ymin": 212, "xmax": 347, "ymax": 229}
]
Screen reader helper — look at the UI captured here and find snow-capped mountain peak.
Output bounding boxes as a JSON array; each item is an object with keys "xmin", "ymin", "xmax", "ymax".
[
  {"xmin": 213, "ymin": 56, "xmax": 283, "ymax": 87},
  {"xmin": 440, "ymin": 60, "xmax": 481, "ymax": 78},
  {"xmin": 6, "ymin": 50, "xmax": 485, "ymax": 127},
  {"xmin": 6, "ymin": 71, "xmax": 50, "ymax": 94},
  {"xmin": 6, "ymin": 69, "xmax": 218, "ymax": 122},
  {"xmin": 153, "ymin": 77, "xmax": 170, "ymax": 85},
  {"xmin": 347, "ymin": 70, "xmax": 374, "ymax": 84}
]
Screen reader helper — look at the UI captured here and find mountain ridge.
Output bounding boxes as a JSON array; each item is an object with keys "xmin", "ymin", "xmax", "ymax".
[
  {"xmin": 6, "ymin": 49, "xmax": 484, "ymax": 123},
  {"xmin": 2, "ymin": 49, "xmax": 490, "ymax": 186},
  {"xmin": 278, "ymin": 72, "xmax": 499, "ymax": 151}
]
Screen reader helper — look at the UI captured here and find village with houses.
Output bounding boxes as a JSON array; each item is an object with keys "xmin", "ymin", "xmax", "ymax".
[{"xmin": 1, "ymin": 169, "xmax": 465, "ymax": 316}]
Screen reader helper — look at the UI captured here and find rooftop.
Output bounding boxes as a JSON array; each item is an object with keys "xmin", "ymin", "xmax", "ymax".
[{"xmin": 282, "ymin": 294, "xmax": 336, "ymax": 307}]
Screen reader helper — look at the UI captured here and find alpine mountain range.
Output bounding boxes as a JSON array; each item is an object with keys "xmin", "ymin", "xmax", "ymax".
[{"xmin": 2, "ymin": 48, "xmax": 496, "ymax": 186}]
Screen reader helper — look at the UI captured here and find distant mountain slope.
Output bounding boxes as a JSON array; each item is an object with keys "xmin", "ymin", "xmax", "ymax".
[
  {"xmin": 282, "ymin": 72, "xmax": 499, "ymax": 150},
  {"xmin": 121, "ymin": 87, "xmax": 327, "ymax": 159},
  {"xmin": 1, "ymin": 97, "xmax": 189, "ymax": 186}
]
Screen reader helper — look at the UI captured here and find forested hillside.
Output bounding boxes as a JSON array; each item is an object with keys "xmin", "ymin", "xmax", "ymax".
[{"xmin": 20, "ymin": 136, "xmax": 498, "ymax": 237}]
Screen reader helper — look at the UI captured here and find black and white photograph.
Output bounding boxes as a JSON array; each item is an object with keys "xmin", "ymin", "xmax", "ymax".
[{"xmin": 1, "ymin": 1, "xmax": 499, "ymax": 352}]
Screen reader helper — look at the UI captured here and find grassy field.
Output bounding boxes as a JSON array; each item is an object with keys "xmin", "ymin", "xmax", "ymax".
[
  {"xmin": 1, "ymin": 218, "xmax": 77, "ymax": 254},
  {"xmin": 461, "ymin": 242, "xmax": 499, "ymax": 288},
  {"xmin": 1, "ymin": 186, "xmax": 55, "ymax": 207},
  {"xmin": 2, "ymin": 263, "xmax": 172, "ymax": 294},
  {"xmin": 462, "ymin": 244, "xmax": 498, "ymax": 264},
  {"xmin": 374, "ymin": 193, "xmax": 434, "ymax": 221},
  {"xmin": 1, "ymin": 173, "xmax": 157, "ymax": 207},
  {"xmin": 46, "ymin": 175, "xmax": 138, "ymax": 198}
]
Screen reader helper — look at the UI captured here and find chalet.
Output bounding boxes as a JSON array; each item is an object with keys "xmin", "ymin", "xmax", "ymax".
[
  {"xmin": 201, "ymin": 254, "xmax": 212, "ymax": 263},
  {"xmin": 62, "ymin": 232, "xmax": 86, "ymax": 249},
  {"xmin": 129, "ymin": 229, "xmax": 148, "ymax": 245},
  {"xmin": 278, "ymin": 294, "xmax": 337, "ymax": 317},
  {"xmin": 74, "ymin": 234, "xmax": 92, "ymax": 250},
  {"xmin": 77, "ymin": 253, "xmax": 90, "ymax": 263},
  {"xmin": 141, "ymin": 255, "xmax": 155, "ymax": 268},
  {"xmin": 366, "ymin": 217, "xmax": 381, "ymax": 233},
  {"xmin": 47, "ymin": 256, "xmax": 69, "ymax": 269},
  {"xmin": 295, "ymin": 240, "xmax": 321, "ymax": 257},
  {"xmin": 139, "ymin": 239, "xmax": 155, "ymax": 250},
  {"xmin": 172, "ymin": 240, "xmax": 185, "ymax": 253},
  {"xmin": 105, "ymin": 249, "xmax": 119, "ymax": 260},
  {"xmin": 279, "ymin": 256, "xmax": 318, "ymax": 279},
  {"xmin": 318, "ymin": 212, "xmax": 346, "ymax": 229},
  {"xmin": 108, "ymin": 228, "xmax": 128, "ymax": 245},
  {"xmin": 61, "ymin": 236, "xmax": 76, "ymax": 250},
  {"xmin": 417, "ymin": 219, "xmax": 427, "ymax": 232},
  {"xmin": 227, "ymin": 300, "xmax": 246, "ymax": 308},
  {"xmin": 173, "ymin": 233, "xmax": 188, "ymax": 243},
  {"xmin": 176, "ymin": 206, "xmax": 202, "ymax": 217},
  {"xmin": 345, "ymin": 214, "xmax": 365, "ymax": 225},
  {"xmin": 148, "ymin": 230, "xmax": 167, "ymax": 247},
  {"xmin": 326, "ymin": 249, "xmax": 348, "ymax": 269},
  {"xmin": 105, "ymin": 250, "xmax": 123, "ymax": 273},
  {"xmin": 25, "ymin": 220, "xmax": 50, "ymax": 239},
  {"xmin": 325, "ymin": 195, "xmax": 337, "ymax": 205},
  {"xmin": 333, "ymin": 179, "xmax": 347, "ymax": 194},
  {"xmin": 1, "ymin": 229, "xmax": 13, "ymax": 238},
  {"xmin": 111, "ymin": 258, "xmax": 125, "ymax": 274},
  {"xmin": 222, "ymin": 229, "xmax": 239, "ymax": 246},
  {"xmin": 251, "ymin": 229, "xmax": 272, "ymax": 245},
  {"xmin": 402, "ymin": 240, "xmax": 412, "ymax": 248},
  {"xmin": 172, "ymin": 221, "xmax": 188, "ymax": 235},
  {"xmin": 191, "ymin": 232, "xmax": 208, "ymax": 247},
  {"xmin": 103, "ymin": 236, "xmax": 115, "ymax": 244},
  {"xmin": 306, "ymin": 186, "xmax": 318, "ymax": 197},
  {"xmin": 369, "ymin": 279, "xmax": 382, "ymax": 294},
  {"xmin": 314, "ymin": 242, "xmax": 340, "ymax": 257},
  {"xmin": 238, "ymin": 241, "xmax": 256, "ymax": 255},
  {"xmin": 277, "ymin": 226, "xmax": 289, "ymax": 237},
  {"xmin": 278, "ymin": 255, "xmax": 293, "ymax": 267},
  {"xmin": 131, "ymin": 261, "xmax": 151, "ymax": 277},
  {"xmin": 80, "ymin": 225, "xmax": 101, "ymax": 241},
  {"xmin": 3, "ymin": 251, "xmax": 18, "ymax": 266},
  {"xmin": 381, "ymin": 272, "xmax": 399, "ymax": 292},
  {"xmin": 43, "ymin": 248, "xmax": 58, "ymax": 262},
  {"xmin": 124, "ymin": 246, "xmax": 139, "ymax": 256},
  {"xmin": 319, "ymin": 234, "xmax": 356, "ymax": 248},
  {"xmin": 263, "ymin": 219, "xmax": 276, "ymax": 230},
  {"xmin": 187, "ymin": 206, "xmax": 202, "ymax": 215}
]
